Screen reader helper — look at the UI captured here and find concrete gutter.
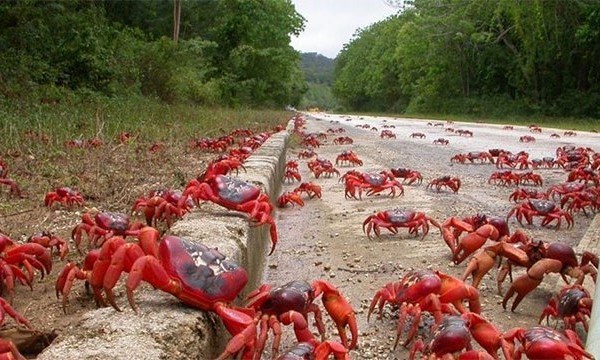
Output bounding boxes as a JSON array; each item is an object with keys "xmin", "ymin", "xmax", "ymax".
[
  {"xmin": 581, "ymin": 214, "xmax": 600, "ymax": 357},
  {"xmin": 37, "ymin": 120, "xmax": 294, "ymax": 359}
]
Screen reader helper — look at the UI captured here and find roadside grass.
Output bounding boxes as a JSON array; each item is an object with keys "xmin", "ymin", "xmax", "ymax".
[{"xmin": 0, "ymin": 96, "xmax": 291, "ymax": 231}]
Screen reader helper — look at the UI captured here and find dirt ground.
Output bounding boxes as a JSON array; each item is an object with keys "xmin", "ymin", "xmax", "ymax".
[
  {"xmin": 0, "ymin": 137, "xmax": 214, "ymax": 357},
  {"xmin": 265, "ymin": 114, "xmax": 599, "ymax": 359}
]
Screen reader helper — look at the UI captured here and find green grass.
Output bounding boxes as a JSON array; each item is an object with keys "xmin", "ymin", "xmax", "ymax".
[{"xmin": 0, "ymin": 95, "xmax": 292, "ymax": 152}]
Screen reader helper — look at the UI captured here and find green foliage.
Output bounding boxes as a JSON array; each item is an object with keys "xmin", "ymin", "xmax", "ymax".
[
  {"xmin": 212, "ymin": 0, "xmax": 306, "ymax": 107},
  {"xmin": 300, "ymin": 53, "xmax": 335, "ymax": 85},
  {"xmin": 299, "ymin": 82, "xmax": 338, "ymax": 111},
  {"xmin": 0, "ymin": 0, "xmax": 306, "ymax": 108},
  {"xmin": 0, "ymin": 95, "xmax": 291, "ymax": 152},
  {"xmin": 333, "ymin": 0, "xmax": 600, "ymax": 119}
]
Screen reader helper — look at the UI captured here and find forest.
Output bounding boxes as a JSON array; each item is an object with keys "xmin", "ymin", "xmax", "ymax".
[
  {"xmin": 334, "ymin": 0, "xmax": 600, "ymax": 118},
  {"xmin": 298, "ymin": 52, "xmax": 338, "ymax": 110},
  {"xmin": 0, "ymin": 0, "xmax": 305, "ymax": 107},
  {"xmin": 2, "ymin": 0, "xmax": 599, "ymax": 120}
]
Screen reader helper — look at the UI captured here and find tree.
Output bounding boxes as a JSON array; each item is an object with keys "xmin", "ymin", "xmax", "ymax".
[{"xmin": 173, "ymin": 0, "xmax": 181, "ymax": 43}]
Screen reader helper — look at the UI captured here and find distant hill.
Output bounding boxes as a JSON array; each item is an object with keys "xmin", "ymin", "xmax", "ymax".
[{"xmin": 300, "ymin": 52, "xmax": 335, "ymax": 85}]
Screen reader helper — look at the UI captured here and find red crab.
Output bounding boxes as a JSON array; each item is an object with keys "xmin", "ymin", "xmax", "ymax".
[
  {"xmin": 530, "ymin": 126, "xmax": 542, "ymax": 133},
  {"xmin": 0, "ymin": 233, "xmax": 52, "ymax": 301},
  {"xmin": 547, "ymin": 182, "xmax": 586, "ymax": 200},
  {"xmin": 519, "ymin": 135, "xmax": 536, "ymax": 143},
  {"xmin": 116, "ymin": 131, "xmax": 134, "ymax": 143},
  {"xmin": 344, "ymin": 172, "xmax": 403, "ymax": 199},
  {"xmin": 380, "ymin": 130, "xmax": 396, "ymax": 139},
  {"xmin": 440, "ymin": 217, "xmax": 502, "ymax": 265},
  {"xmin": 56, "ymin": 227, "xmax": 260, "ymax": 360},
  {"xmin": 564, "ymin": 131, "xmax": 577, "ymax": 137},
  {"xmin": 556, "ymin": 147, "xmax": 591, "ymax": 169},
  {"xmin": 496, "ymin": 153, "xmax": 530, "ymax": 169},
  {"xmin": 567, "ymin": 167, "xmax": 599, "ymax": 185},
  {"xmin": 294, "ymin": 182, "xmax": 322, "ymax": 199},
  {"xmin": 335, "ymin": 150, "xmax": 363, "ymax": 167},
  {"xmin": 363, "ymin": 209, "xmax": 441, "ymax": 240},
  {"xmin": 200, "ymin": 158, "xmax": 246, "ymax": 179},
  {"xmin": 181, "ymin": 174, "xmax": 278, "ymax": 254},
  {"xmin": 44, "ymin": 186, "xmax": 84, "ymax": 208},
  {"xmin": 503, "ymin": 125, "xmax": 514, "ymax": 130},
  {"xmin": 456, "ymin": 129, "xmax": 473, "ymax": 137},
  {"xmin": 461, "ymin": 238, "xmax": 532, "ymax": 291},
  {"xmin": 132, "ymin": 188, "xmax": 193, "ymax": 228},
  {"xmin": 561, "ymin": 188, "xmax": 600, "ymax": 215},
  {"xmin": 245, "ymin": 280, "xmax": 358, "ymax": 357},
  {"xmin": 502, "ymin": 326, "xmax": 593, "ymax": 359},
  {"xmin": 0, "ymin": 297, "xmax": 33, "ymax": 360},
  {"xmin": 593, "ymin": 156, "xmax": 600, "ymax": 171},
  {"xmin": 28, "ymin": 231, "xmax": 69, "ymax": 260},
  {"xmin": 409, "ymin": 313, "xmax": 502, "ymax": 360},
  {"xmin": 530, "ymin": 156, "xmax": 557, "ymax": 169},
  {"xmin": 489, "ymin": 171, "xmax": 520, "ymax": 186},
  {"xmin": 283, "ymin": 168, "xmax": 302, "ymax": 183},
  {"xmin": 308, "ymin": 158, "xmax": 340, "ymax": 178},
  {"xmin": 539, "ymin": 284, "xmax": 592, "ymax": 332},
  {"xmin": 433, "ymin": 138, "xmax": 449, "ymax": 145},
  {"xmin": 389, "ymin": 168, "xmax": 423, "ymax": 185},
  {"xmin": 451, "ymin": 152, "xmax": 494, "ymax": 165},
  {"xmin": 71, "ymin": 212, "xmax": 145, "ymax": 252},
  {"xmin": 332, "ymin": 136, "xmax": 353, "ymax": 145},
  {"xmin": 298, "ymin": 149, "xmax": 317, "ymax": 159},
  {"xmin": 277, "ymin": 191, "xmax": 304, "ymax": 208},
  {"xmin": 502, "ymin": 242, "xmax": 598, "ymax": 311},
  {"xmin": 300, "ymin": 135, "xmax": 322, "ymax": 148},
  {"xmin": 427, "ymin": 176, "xmax": 460, "ymax": 193},
  {"xmin": 284, "ymin": 160, "xmax": 300, "ymax": 183},
  {"xmin": 0, "ymin": 160, "xmax": 22, "ymax": 197},
  {"xmin": 507, "ymin": 199, "xmax": 573, "ymax": 229},
  {"xmin": 368, "ymin": 270, "xmax": 481, "ymax": 347},
  {"xmin": 409, "ymin": 133, "xmax": 426, "ymax": 139},
  {"xmin": 518, "ymin": 172, "xmax": 543, "ymax": 186},
  {"xmin": 509, "ymin": 188, "xmax": 547, "ymax": 202}
]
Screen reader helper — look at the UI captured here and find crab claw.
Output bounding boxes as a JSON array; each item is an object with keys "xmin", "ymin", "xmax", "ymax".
[
  {"xmin": 315, "ymin": 341, "xmax": 349, "ymax": 360},
  {"xmin": 312, "ymin": 280, "xmax": 358, "ymax": 350},
  {"xmin": 503, "ymin": 258, "xmax": 563, "ymax": 311},
  {"xmin": 453, "ymin": 224, "xmax": 500, "ymax": 265},
  {"xmin": 441, "ymin": 217, "xmax": 474, "ymax": 256}
]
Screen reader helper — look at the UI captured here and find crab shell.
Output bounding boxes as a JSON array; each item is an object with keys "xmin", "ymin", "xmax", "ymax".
[
  {"xmin": 503, "ymin": 326, "xmax": 593, "ymax": 359},
  {"xmin": 155, "ymin": 235, "xmax": 249, "ymax": 307}
]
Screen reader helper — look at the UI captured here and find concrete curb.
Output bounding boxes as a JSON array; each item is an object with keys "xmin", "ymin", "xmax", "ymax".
[
  {"xmin": 37, "ymin": 121, "xmax": 293, "ymax": 359},
  {"xmin": 580, "ymin": 214, "xmax": 600, "ymax": 356}
]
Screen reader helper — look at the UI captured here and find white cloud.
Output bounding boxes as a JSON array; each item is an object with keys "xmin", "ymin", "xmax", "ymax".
[{"xmin": 291, "ymin": 0, "xmax": 398, "ymax": 58}]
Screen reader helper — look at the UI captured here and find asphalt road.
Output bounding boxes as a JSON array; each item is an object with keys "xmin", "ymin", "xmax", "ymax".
[{"xmin": 262, "ymin": 113, "xmax": 598, "ymax": 359}]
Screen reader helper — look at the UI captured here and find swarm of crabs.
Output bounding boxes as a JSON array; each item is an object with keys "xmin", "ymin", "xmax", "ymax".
[
  {"xmin": 1, "ymin": 114, "xmax": 599, "ymax": 359},
  {"xmin": 278, "ymin": 117, "xmax": 599, "ymax": 359}
]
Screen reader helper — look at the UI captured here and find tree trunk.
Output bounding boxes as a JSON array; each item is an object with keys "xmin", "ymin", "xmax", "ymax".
[{"xmin": 173, "ymin": 0, "xmax": 182, "ymax": 43}]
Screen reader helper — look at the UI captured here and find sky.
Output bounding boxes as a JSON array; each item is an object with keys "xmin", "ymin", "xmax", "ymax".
[{"xmin": 290, "ymin": 0, "xmax": 399, "ymax": 59}]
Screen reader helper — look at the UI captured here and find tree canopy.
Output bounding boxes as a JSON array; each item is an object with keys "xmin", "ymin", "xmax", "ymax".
[
  {"xmin": 0, "ymin": 0, "xmax": 306, "ymax": 107},
  {"xmin": 333, "ymin": 0, "xmax": 600, "ymax": 118}
]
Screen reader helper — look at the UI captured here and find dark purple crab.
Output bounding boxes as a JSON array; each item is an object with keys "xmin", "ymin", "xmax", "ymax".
[
  {"xmin": 507, "ymin": 199, "xmax": 573, "ymax": 229},
  {"xmin": 362, "ymin": 208, "xmax": 441, "ymax": 239},
  {"xmin": 181, "ymin": 174, "xmax": 278, "ymax": 254},
  {"xmin": 71, "ymin": 212, "xmax": 144, "ymax": 252}
]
